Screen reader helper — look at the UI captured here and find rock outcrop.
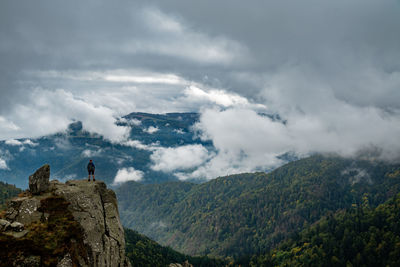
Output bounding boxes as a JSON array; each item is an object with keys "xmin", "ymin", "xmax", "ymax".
[
  {"xmin": 169, "ymin": 261, "xmax": 194, "ymax": 267},
  {"xmin": 29, "ymin": 164, "xmax": 50, "ymax": 195},
  {"xmin": 0, "ymin": 165, "xmax": 131, "ymax": 267}
]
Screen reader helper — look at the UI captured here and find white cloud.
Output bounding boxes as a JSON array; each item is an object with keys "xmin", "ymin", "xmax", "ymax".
[
  {"xmin": 173, "ymin": 129, "xmax": 184, "ymax": 134},
  {"xmin": 113, "ymin": 167, "xmax": 144, "ymax": 184},
  {"xmin": 0, "ymin": 70, "xmax": 268, "ymax": 144},
  {"xmin": 184, "ymin": 86, "xmax": 249, "ymax": 107},
  {"xmin": 53, "ymin": 137, "xmax": 71, "ymax": 150},
  {"xmin": 143, "ymin": 126, "xmax": 159, "ymax": 134},
  {"xmin": 187, "ymin": 100, "xmax": 400, "ymax": 180},
  {"xmin": 150, "ymin": 144, "xmax": 210, "ymax": 172},
  {"xmin": 118, "ymin": 117, "xmax": 142, "ymax": 126},
  {"xmin": 259, "ymin": 65, "xmax": 400, "ymax": 159},
  {"xmin": 0, "ymin": 158, "xmax": 8, "ymax": 170},
  {"xmin": 31, "ymin": 69, "xmax": 190, "ymax": 86},
  {"xmin": 81, "ymin": 149, "xmax": 103, "ymax": 158},
  {"xmin": 5, "ymin": 139, "xmax": 23, "ymax": 146},
  {"xmin": 0, "ymin": 88, "xmax": 130, "ymax": 142},
  {"xmin": 104, "ymin": 73, "xmax": 185, "ymax": 85},
  {"xmin": 179, "ymin": 86, "xmax": 267, "ymax": 111},
  {"xmin": 177, "ymin": 108, "xmax": 289, "ymax": 180},
  {"xmin": 122, "ymin": 139, "xmax": 158, "ymax": 151},
  {"xmin": 5, "ymin": 139, "xmax": 38, "ymax": 146},
  {"xmin": 22, "ymin": 139, "xmax": 38, "ymax": 146},
  {"xmin": 341, "ymin": 168, "xmax": 372, "ymax": 185}
]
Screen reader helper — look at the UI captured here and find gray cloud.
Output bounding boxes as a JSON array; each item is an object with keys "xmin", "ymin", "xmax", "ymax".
[{"xmin": 1, "ymin": 0, "xmax": 400, "ymax": 176}]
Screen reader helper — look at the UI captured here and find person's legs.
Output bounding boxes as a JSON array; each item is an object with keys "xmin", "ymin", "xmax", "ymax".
[
  {"xmin": 88, "ymin": 170, "xmax": 94, "ymax": 181},
  {"xmin": 92, "ymin": 173, "xmax": 95, "ymax": 181}
]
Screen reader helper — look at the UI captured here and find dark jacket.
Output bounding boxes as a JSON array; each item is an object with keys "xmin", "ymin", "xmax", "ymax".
[{"xmin": 87, "ymin": 162, "xmax": 95, "ymax": 171}]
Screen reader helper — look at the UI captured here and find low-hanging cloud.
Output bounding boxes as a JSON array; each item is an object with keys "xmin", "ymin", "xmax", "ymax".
[
  {"xmin": 150, "ymin": 144, "xmax": 210, "ymax": 172},
  {"xmin": 1, "ymin": 0, "xmax": 400, "ymax": 181},
  {"xmin": 184, "ymin": 101, "xmax": 400, "ymax": 180},
  {"xmin": 0, "ymin": 88, "xmax": 130, "ymax": 142},
  {"xmin": 0, "ymin": 149, "xmax": 10, "ymax": 170},
  {"xmin": 113, "ymin": 167, "xmax": 144, "ymax": 185},
  {"xmin": 5, "ymin": 139, "xmax": 38, "ymax": 146},
  {"xmin": 0, "ymin": 158, "xmax": 8, "ymax": 170},
  {"xmin": 81, "ymin": 149, "xmax": 103, "ymax": 158},
  {"xmin": 143, "ymin": 126, "xmax": 159, "ymax": 134}
]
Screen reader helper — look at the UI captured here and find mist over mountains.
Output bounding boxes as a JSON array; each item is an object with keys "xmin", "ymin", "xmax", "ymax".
[
  {"xmin": 2, "ymin": 1, "xmax": 400, "ymax": 183},
  {"xmin": 2, "ymin": 1, "xmax": 400, "ymax": 266},
  {"xmin": 0, "ymin": 112, "xmax": 213, "ymax": 188}
]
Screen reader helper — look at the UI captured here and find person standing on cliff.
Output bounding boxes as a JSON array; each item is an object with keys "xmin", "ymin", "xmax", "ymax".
[{"xmin": 87, "ymin": 160, "xmax": 96, "ymax": 181}]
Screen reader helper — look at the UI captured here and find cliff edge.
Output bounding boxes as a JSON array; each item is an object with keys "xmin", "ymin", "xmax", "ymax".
[{"xmin": 0, "ymin": 165, "xmax": 131, "ymax": 267}]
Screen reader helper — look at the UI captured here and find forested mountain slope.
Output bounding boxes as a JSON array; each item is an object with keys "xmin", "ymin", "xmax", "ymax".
[
  {"xmin": 250, "ymin": 192, "xmax": 400, "ymax": 266},
  {"xmin": 0, "ymin": 181, "xmax": 21, "ymax": 209},
  {"xmin": 117, "ymin": 155, "xmax": 400, "ymax": 258},
  {"xmin": 125, "ymin": 228, "xmax": 226, "ymax": 267}
]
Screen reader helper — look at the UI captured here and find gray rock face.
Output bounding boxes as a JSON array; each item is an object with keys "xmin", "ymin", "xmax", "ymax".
[
  {"xmin": 5, "ymin": 196, "xmax": 43, "ymax": 225},
  {"xmin": 53, "ymin": 180, "xmax": 130, "ymax": 267},
  {"xmin": 29, "ymin": 164, "xmax": 50, "ymax": 195},
  {"xmin": 2, "ymin": 173, "xmax": 131, "ymax": 267}
]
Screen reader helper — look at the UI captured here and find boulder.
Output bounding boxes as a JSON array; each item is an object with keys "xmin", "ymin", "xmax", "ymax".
[
  {"xmin": 4, "ymin": 229, "xmax": 30, "ymax": 238},
  {"xmin": 29, "ymin": 164, "xmax": 50, "ymax": 195},
  {"xmin": 0, "ymin": 219, "xmax": 11, "ymax": 231},
  {"xmin": 10, "ymin": 221, "xmax": 24, "ymax": 232}
]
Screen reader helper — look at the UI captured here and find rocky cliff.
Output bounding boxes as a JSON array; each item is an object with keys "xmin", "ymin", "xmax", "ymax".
[{"xmin": 0, "ymin": 165, "xmax": 131, "ymax": 267}]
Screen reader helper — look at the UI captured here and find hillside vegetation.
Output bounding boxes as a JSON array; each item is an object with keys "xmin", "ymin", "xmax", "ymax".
[
  {"xmin": 125, "ymin": 228, "xmax": 226, "ymax": 267},
  {"xmin": 250, "ymin": 192, "xmax": 400, "ymax": 266},
  {"xmin": 117, "ymin": 155, "xmax": 400, "ymax": 258},
  {"xmin": 0, "ymin": 181, "xmax": 21, "ymax": 209}
]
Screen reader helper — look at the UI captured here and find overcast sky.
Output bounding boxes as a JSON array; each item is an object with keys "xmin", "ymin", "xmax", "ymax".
[{"xmin": 1, "ymin": 0, "xmax": 400, "ymax": 178}]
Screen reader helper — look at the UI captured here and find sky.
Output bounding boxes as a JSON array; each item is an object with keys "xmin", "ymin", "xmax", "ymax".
[{"xmin": 1, "ymin": 0, "xmax": 400, "ymax": 180}]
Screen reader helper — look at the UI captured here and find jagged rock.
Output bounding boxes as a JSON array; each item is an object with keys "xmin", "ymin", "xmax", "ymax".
[
  {"xmin": 57, "ymin": 253, "xmax": 73, "ymax": 267},
  {"xmin": 55, "ymin": 180, "xmax": 129, "ymax": 267},
  {"xmin": 0, "ymin": 219, "xmax": 11, "ymax": 231},
  {"xmin": 10, "ymin": 221, "xmax": 24, "ymax": 232},
  {"xmin": 1, "ymin": 176, "xmax": 131, "ymax": 267},
  {"xmin": 5, "ymin": 196, "xmax": 43, "ymax": 225},
  {"xmin": 29, "ymin": 164, "xmax": 50, "ymax": 195}
]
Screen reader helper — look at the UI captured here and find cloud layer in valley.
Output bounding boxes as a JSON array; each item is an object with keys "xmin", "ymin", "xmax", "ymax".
[{"xmin": 113, "ymin": 167, "xmax": 144, "ymax": 185}]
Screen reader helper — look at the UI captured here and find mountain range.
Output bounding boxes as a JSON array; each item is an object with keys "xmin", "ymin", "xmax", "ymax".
[
  {"xmin": 2, "ymin": 112, "xmax": 400, "ymax": 265},
  {"xmin": 116, "ymin": 155, "xmax": 400, "ymax": 260},
  {"xmin": 0, "ymin": 112, "xmax": 211, "ymax": 188},
  {"xmin": 2, "ymin": 153, "xmax": 400, "ymax": 265}
]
